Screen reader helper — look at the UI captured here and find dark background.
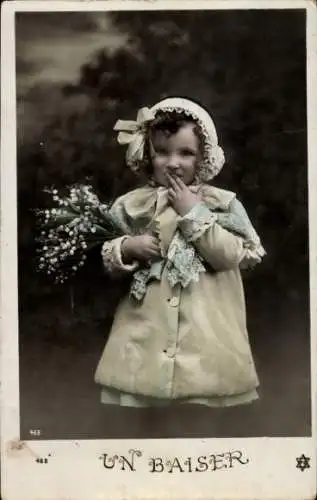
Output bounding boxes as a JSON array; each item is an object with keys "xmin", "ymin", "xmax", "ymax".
[{"xmin": 16, "ymin": 9, "xmax": 311, "ymax": 440}]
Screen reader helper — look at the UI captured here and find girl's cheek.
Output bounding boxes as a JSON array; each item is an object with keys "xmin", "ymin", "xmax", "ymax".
[
  {"xmin": 154, "ymin": 157, "xmax": 166, "ymax": 168},
  {"xmin": 185, "ymin": 158, "xmax": 196, "ymax": 170}
]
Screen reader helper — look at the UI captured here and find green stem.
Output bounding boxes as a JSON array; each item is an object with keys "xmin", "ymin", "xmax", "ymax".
[{"xmin": 69, "ymin": 284, "xmax": 75, "ymax": 316}]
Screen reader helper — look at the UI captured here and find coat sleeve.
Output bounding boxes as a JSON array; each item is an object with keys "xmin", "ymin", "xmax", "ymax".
[
  {"xmin": 101, "ymin": 236, "xmax": 139, "ymax": 277},
  {"xmin": 177, "ymin": 201, "xmax": 265, "ymax": 271},
  {"xmin": 223, "ymin": 198, "xmax": 266, "ymax": 269},
  {"xmin": 100, "ymin": 196, "xmax": 140, "ymax": 277}
]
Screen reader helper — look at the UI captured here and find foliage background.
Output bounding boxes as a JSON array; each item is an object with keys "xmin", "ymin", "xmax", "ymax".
[{"xmin": 16, "ymin": 9, "xmax": 310, "ymax": 439}]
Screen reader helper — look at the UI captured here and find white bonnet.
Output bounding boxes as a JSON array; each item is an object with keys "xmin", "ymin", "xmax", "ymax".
[{"xmin": 114, "ymin": 97, "xmax": 225, "ymax": 182}]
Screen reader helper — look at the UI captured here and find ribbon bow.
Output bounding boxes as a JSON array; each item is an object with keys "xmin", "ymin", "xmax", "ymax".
[{"xmin": 114, "ymin": 107, "xmax": 156, "ymax": 166}]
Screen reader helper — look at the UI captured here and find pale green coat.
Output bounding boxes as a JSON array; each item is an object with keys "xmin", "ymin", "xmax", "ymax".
[{"xmin": 94, "ymin": 184, "xmax": 263, "ymax": 407}]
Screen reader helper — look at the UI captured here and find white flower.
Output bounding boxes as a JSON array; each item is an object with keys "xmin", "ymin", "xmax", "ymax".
[{"xmin": 70, "ymin": 188, "xmax": 78, "ymax": 201}]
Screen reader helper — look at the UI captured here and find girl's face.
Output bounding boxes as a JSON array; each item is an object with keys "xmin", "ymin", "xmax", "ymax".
[{"xmin": 150, "ymin": 123, "xmax": 201, "ymax": 187}]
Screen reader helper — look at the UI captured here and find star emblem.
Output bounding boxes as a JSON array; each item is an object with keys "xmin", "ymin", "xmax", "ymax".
[{"xmin": 296, "ymin": 454, "xmax": 310, "ymax": 471}]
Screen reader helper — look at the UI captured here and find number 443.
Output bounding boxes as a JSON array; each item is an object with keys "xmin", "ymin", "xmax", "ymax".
[{"xmin": 29, "ymin": 429, "xmax": 41, "ymax": 436}]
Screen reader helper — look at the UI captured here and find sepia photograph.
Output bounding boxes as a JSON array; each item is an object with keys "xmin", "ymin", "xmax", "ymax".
[
  {"xmin": 16, "ymin": 4, "xmax": 311, "ymax": 440},
  {"xmin": 1, "ymin": 1, "xmax": 316, "ymax": 499}
]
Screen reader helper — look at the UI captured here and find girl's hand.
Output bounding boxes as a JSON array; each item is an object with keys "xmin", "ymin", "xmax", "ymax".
[
  {"xmin": 166, "ymin": 172, "xmax": 201, "ymax": 216},
  {"xmin": 121, "ymin": 234, "xmax": 161, "ymax": 263}
]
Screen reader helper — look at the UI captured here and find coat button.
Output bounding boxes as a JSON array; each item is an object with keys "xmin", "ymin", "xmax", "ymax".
[
  {"xmin": 163, "ymin": 347, "xmax": 175, "ymax": 358},
  {"xmin": 166, "ymin": 347, "xmax": 175, "ymax": 358},
  {"xmin": 168, "ymin": 296, "xmax": 179, "ymax": 307}
]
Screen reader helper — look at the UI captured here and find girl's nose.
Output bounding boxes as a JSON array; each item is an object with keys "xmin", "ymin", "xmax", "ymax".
[{"xmin": 166, "ymin": 155, "xmax": 179, "ymax": 170}]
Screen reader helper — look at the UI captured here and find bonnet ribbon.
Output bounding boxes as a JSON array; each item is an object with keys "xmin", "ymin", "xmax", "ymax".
[{"xmin": 114, "ymin": 107, "xmax": 156, "ymax": 164}]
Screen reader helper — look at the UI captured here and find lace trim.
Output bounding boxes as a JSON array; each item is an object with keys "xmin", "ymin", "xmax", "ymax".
[
  {"xmin": 101, "ymin": 237, "xmax": 139, "ymax": 275},
  {"xmin": 165, "ymin": 232, "xmax": 206, "ymax": 288},
  {"xmin": 130, "ymin": 268, "xmax": 151, "ymax": 301},
  {"xmin": 178, "ymin": 203, "xmax": 217, "ymax": 242},
  {"xmin": 130, "ymin": 261, "xmax": 164, "ymax": 301},
  {"xmin": 239, "ymin": 239, "xmax": 266, "ymax": 269}
]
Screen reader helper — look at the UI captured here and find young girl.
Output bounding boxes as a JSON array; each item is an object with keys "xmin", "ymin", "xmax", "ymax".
[{"xmin": 94, "ymin": 97, "xmax": 265, "ymax": 408}]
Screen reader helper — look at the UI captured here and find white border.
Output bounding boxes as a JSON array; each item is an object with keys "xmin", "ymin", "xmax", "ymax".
[
  {"xmin": 307, "ymin": 0, "xmax": 317, "ymax": 460},
  {"xmin": 1, "ymin": 0, "xmax": 316, "ymax": 12},
  {"xmin": 1, "ymin": 1, "xmax": 317, "ymax": 499}
]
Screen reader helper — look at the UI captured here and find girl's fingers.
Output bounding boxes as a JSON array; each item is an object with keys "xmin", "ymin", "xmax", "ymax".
[
  {"xmin": 146, "ymin": 239, "xmax": 160, "ymax": 250},
  {"xmin": 148, "ymin": 246, "xmax": 159, "ymax": 254},
  {"xmin": 149, "ymin": 236, "xmax": 160, "ymax": 246},
  {"xmin": 167, "ymin": 184, "xmax": 177, "ymax": 194},
  {"xmin": 166, "ymin": 173, "xmax": 181, "ymax": 192},
  {"xmin": 147, "ymin": 248, "xmax": 161, "ymax": 258},
  {"xmin": 168, "ymin": 188, "xmax": 176, "ymax": 199},
  {"xmin": 150, "ymin": 244, "xmax": 161, "ymax": 254},
  {"xmin": 173, "ymin": 175, "xmax": 185, "ymax": 189}
]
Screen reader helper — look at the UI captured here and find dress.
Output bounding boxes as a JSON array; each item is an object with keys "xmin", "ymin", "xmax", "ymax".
[{"xmin": 94, "ymin": 183, "xmax": 264, "ymax": 407}]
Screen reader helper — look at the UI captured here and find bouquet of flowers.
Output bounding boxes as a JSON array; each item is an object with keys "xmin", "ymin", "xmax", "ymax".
[{"xmin": 35, "ymin": 184, "xmax": 128, "ymax": 284}]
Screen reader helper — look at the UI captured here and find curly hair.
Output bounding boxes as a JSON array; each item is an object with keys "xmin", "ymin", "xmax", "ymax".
[{"xmin": 141, "ymin": 110, "xmax": 205, "ymax": 177}]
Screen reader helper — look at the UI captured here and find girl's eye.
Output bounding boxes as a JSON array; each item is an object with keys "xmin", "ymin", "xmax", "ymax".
[
  {"xmin": 180, "ymin": 149, "xmax": 196, "ymax": 156},
  {"xmin": 154, "ymin": 147, "xmax": 168, "ymax": 155}
]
